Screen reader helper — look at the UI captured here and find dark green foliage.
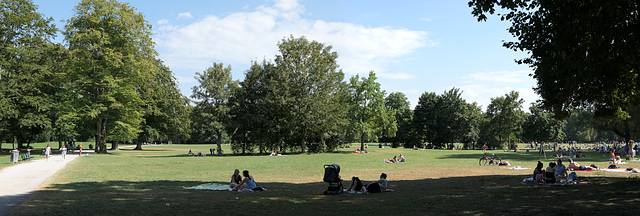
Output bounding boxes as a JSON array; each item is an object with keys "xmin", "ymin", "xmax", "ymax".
[
  {"xmin": 383, "ymin": 92, "xmax": 412, "ymax": 147},
  {"xmin": 347, "ymin": 71, "xmax": 396, "ymax": 151},
  {"xmin": 481, "ymin": 91, "xmax": 525, "ymax": 149},
  {"xmin": 412, "ymin": 88, "xmax": 482, "ymax": 149},
  {"xmin": 228, "ymin": 36, "xmax": 348, "ymax": 154},
  {"xmin": 469, "ymin": 0, "xmax": 640, "ymax": 120},
  {"xmin": 521, "ymin": 103, "xmax": 566, "ymax": 142},
  {"xmin": 0, "ymin": 0, "xmax": 58, "ymax": 149}
]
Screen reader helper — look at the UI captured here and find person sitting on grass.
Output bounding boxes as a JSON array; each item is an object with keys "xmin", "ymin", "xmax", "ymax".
[
  {"xmin": 544, "ymin": 162, "xmax": 557, "ymax": 183},
  {"xmin": 398, "ymin": 153, "xmax": 406, "ymax": 162},
  {"xmin": 188, "ymin": 149, "xmax": 194, "ymax": 156},
  {"xmin": 568, "ymin": 158, "xmax": 598, "ymax": 171},
  {"xmin": 613, "ymin": 156, "xmax": 623, "ymax": 164},
  {"xmin": 354, "ymin": 149, "xmax": 361, "ymax": 153},
  {"xmin": 269, "ymin": 150, "xmax": 281, "ymax": 156},
  {"xmin": 235, "ymin": 170, "xmax": 257, "ymax": 191},
  {"xmin": 533, "ymin": 161, "xmax": 544, "ymax": 183},
  {"xmin": 555, "ymin": 159, "xmax": 568, "ymax": 182},
  {"xmin": 229, "ymin": 169, "xmax": 243, "ymax": 188}
]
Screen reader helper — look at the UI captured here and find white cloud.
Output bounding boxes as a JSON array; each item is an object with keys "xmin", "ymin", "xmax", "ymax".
[
  {"xmin": 459, "ymin": 70, "xmax": 540, "ymax": 112},
  {"xmin": 157, "ymin": 19, "xmax": 169, "ymax": 25},
  {"xmin": 177, "ymin": 12, "xmax": 193, "ymax": 19},
  {"xmin": 418, "ymin": 17, "xmax": 432, "ymax": 22},
  {"xmin": 175, "ymin": 75, "xmax": 196, "ymax": 84},
  {"xmin": 156, "ymin": 0, "xmax": 433, "ymax": 80}
]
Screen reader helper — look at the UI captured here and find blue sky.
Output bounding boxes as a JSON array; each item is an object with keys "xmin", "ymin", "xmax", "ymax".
[{"xmin": 33, "ymin": 0, "xmax": 538, "ymax": 111}]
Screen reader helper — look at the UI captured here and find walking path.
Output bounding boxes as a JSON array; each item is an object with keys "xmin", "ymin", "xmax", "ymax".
[{"xmin": 0, "ymin": 152, "xmax": 86, "ymax": 216}]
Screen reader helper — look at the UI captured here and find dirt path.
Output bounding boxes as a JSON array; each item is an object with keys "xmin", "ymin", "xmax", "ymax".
[{"xmin": 0, "ymin": 154, "xmax": 81, "ymax": 216}]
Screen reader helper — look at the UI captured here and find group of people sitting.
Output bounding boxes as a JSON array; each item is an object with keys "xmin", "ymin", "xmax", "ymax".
[
  {"xmin": 533, "ymin": 158, "xmax": 599, "ymax": 183},
  {"xmin": 533, "ymin": 159, "xmax": 568, "ymax": 183},
  {"xmin": 229, "ymin": 169, "xmax": 264, "ymax": 192},
  {"xmin": 383, "ymin": 153, "xmax": 406, "ymax": 163},
  {"xmin": 343, "ymin": 173, "xmax": 388, "ymax": 194}
]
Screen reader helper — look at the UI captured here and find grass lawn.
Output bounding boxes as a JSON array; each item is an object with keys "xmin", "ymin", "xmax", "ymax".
[{"xmin": 9, "ymin": 144, "xmax": 640, "ymax": 215}]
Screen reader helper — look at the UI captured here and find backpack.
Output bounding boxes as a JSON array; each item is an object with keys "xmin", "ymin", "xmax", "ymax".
[{"xmin": 608, "ymin": 164, "xmax": 618, "ymax": 169}]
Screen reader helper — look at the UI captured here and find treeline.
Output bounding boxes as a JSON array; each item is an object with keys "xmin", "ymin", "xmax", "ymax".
[{"xmin": 1, "ymin": 0, "xmax": 634, "ymax": 154}]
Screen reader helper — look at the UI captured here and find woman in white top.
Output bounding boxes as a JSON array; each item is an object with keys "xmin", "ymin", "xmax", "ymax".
[{"xmin": 44, "ymin": 144, "xmax": 51, "ymax": 161}]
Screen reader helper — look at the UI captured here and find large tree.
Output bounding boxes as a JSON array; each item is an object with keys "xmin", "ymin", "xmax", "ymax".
[
  {"xmin": 469, "ymin": 0, "xmax": 640, "ymax": 120},
  {"xmin": 191, "ymin": 62, "xmax": 237, "ymax": 155},
  {"xmin": 484, "ymin": 91, "xmax": 525, "ymax": 149},
  {"xmin": 0, "ymin": 0, "xmax": 58, "ymax": 149},
  {"xmin": 522, "ymin": 103, "xmax": 566, "ymax": 142},
  {"xmin": 135, "ymin": 60, "xmax": 191, "ymax": 150},
  {"xmin": 272, "ymin": 36, "xmax": 348, "ymax": 153},
  {"xmin": 64, "ymin": 0, "xmax": 158, "ymax": 153},
  {"xmin": 348, "ymin": 71, "xmax": 396, "ymax": 151},
  {"xmin": 383, "ymin": 92, "xmax": 412, "ymax": 147}
]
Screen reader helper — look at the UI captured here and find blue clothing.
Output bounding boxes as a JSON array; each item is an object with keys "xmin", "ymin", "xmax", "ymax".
[{"xmin": 244, "ymin": 177, "xmax": 257, "ymax": 190}]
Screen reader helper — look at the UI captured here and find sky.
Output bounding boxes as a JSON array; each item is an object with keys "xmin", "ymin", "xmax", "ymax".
[{"xmin": 32, "ymin": 0, "xmax": 539, "ymax": 111}]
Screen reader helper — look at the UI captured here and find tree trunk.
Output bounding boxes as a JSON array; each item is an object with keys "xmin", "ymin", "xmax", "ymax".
[
  {"xmin": 95, "ymin": 118, "xmax": 108, "ymax": 154},
  {"xmin": 111, "ymin": 141, "xmax": 119, "ymax": 150},
  {"xmin": 215, "ymin": 130, "xmax": 223, "ymax": 155},
  {"xmin": 301, "ymin": 126, "xmax": 307, "ymax": 153},
  {"xmin": 134, "ymin": 139, "xmax": 143, "ymax": 150},
  {"xmin": 360, "ymin": 133, "xmax": 365, "ymax": 152},
  {"xmin": 58, "ymin": 135, "xmax": 64, "ymax": 149}
]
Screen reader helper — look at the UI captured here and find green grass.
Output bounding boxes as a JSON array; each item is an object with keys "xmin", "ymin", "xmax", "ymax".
[{"xmin": 9, "ymin": 144, "xmax": 640, "ymax": 215}]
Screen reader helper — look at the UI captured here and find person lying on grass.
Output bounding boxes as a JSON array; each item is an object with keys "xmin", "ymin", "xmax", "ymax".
[
  {"xmin": 568, "ymin": 158, "xmax": 599, "ymax": 171},
  {"xmin": 383, "ymin": 156, "xmax": 398, "ymax": 163},
  {"xmin": 230, "ymin": 169, "xmax": 242, "ymax": 188},
  {"xmin": 235, "ymin": 170, "xmax": 257, "ymax": 191},
  {"xmin": 613, "ymin": 156, "xmax": 623, "ymax": 165},
  {"xmin": 344, "ymin": 173, "xmax": 388, "ymax": 194}
]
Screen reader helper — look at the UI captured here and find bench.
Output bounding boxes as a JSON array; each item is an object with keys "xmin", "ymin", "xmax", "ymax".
[{"xmin": 21, "ymin": 154, "xmax": 31, "ymax": 161}]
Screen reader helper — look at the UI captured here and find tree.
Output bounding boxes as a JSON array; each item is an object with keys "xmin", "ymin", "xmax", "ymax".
[
  {"xmin": 273, "ymin": 36, "xmax": 348, "ymax": 153},
  {"xmin": 469, "ymin": 0, "xmax": 640, "ymax": 120},
  {"xmin": 522, "ymin": 103, "xmax": 566, "ymax": 142},
  {"xmin": 191, "ymin": 62, "xmax": 237, "ymax": 155},
  {"xmin": 484, "ymin": 91, "xmax": 525, "ymax": 149},
  {"xmin": 413, "ymin": 92, "xmax": 438, "ymax": 148},
  {"xmin": 64, "ymin": 0, "xmax": 158, "ymax": 153},
  {"xmin": 135, "ymin": 60, "xmax": 191, "ymax": 150},
  {"xmin": 412, "ymin": 88, "xmax": 481, "ymax": 149},
  {"xmin": 384, "ymin": 92, "xmax": 412, "ymax": 147},
  {"xmin": 348, "ymin": 71, "xmax": 396, "ymax": 151},
  {"xmin": 0, "ymin": 0, "xmax": 58, "ymax": 149}
]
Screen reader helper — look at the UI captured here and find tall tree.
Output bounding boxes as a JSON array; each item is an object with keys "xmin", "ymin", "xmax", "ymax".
[
  {"xmin": 64, "ymin": 0, "xmax": 158, "ymax": 153},
  {"xmin": 191, "ymin": 62, "xmax": 237, "ymax": 155},
  {"xmin": 0, "ymin": 0, "xmax": 58, "ymax": 149},
  {"xmin": 135, "ymin": 60, "xmax": 191, "ymax": 150},
  {"xmin": 348, "ymin": 71, "xmax": 396, "ymax": 151},
  {"xmin": 384, "ymin": 92, "xmax": 411, "ymax": 147},
  {"xmin": 413, "ymin": 92, "xmax": 438, "ymax": 148},
  {"xmin": 273, "ymin": 36, "xmax": 348, "ymax": 153},
  {"xmin": 522, "ymin": 103, "xmax": 566, "ymax": 142},
  {"xmin": 470, "ymin": 0, "xmax": 640, "ymax": 120},
  {"xmin": 485, "ymin": 91, "xmax": 525, "ymax": 149}
]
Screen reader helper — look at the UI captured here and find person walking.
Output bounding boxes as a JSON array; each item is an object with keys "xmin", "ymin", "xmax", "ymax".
[
  {"xmin": 60, "ymin": 144, "xmax": 67, "ymax": 161},
  {"xmin": 44, "ymin": 144, "xmax": 51, "ymax": 162}
]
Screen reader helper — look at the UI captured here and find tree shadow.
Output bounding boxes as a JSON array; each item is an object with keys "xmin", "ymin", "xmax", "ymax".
[{"xmin": 11, "ymin": 175, "xmax": 640, "ymax": 215}]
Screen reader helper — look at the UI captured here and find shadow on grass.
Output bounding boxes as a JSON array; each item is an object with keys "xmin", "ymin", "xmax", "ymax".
[{"xmin": 12, "ymin": 175, "xmax": 640, "ymax": 215}]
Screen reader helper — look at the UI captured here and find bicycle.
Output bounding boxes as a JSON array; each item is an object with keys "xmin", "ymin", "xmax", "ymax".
[{"xmin": 479, "ymin": 153, "xmax": 502, "ymax": 166}]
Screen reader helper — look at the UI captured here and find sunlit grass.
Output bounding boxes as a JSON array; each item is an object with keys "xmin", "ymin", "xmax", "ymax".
[{"xmin": 10, "ymin": 143, "xmax": 640, "ymax": 215}]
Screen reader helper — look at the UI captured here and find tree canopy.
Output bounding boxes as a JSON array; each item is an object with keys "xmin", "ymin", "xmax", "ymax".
[{"xmin": 469, "ymin": 0, "xmax": 640, "ymax": 120}]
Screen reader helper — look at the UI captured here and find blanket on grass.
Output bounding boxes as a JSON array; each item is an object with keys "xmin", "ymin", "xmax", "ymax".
[{"xmin": 183, "ymin": 183, "xmax": 231, "ymax": 191}]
